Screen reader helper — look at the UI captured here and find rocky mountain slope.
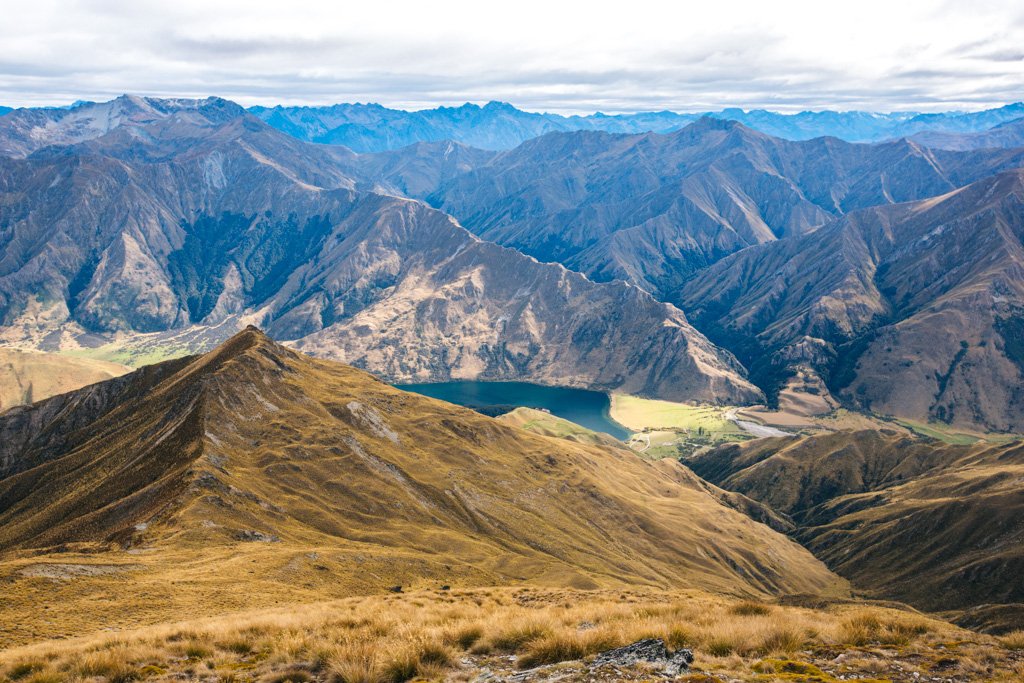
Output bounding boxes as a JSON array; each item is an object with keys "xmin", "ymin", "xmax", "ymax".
[
  {"xmin": 0, "ymin": 97, "xmax": 757, "ymax": 403},
  {"xmin": 249, "ymin": 100, "xmax": 1024, "ymax": 151},
  {"xmin": 678, "ymin": 168, "xmax": 1024, "ymax": 431},
  {"xmin": 910, "ymin": 116, "xmax": 1024, "ymax": 151},
  {"xmin": 418, "ymin": 119, "xmax": 1024, "ymax": 297},
  {"xmin": 0, "ymin": 328, "xmax": 840, "ymax": 640},
  {"xmin": 0, "ymin": 95, "xmax": 261, "ymax": 158},
  {"xmin": 689, "ymin": 430, "xmax": 1024, "ymax": 626},
  {"xmin": 0, "ymin": 348, "xmax": 128, "ymax": 412}
]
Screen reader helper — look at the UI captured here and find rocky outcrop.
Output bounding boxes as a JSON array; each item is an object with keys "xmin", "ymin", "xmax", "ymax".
[{"xmin": 591, "ymin": 639, "xmax": 694, "ymax": 677}]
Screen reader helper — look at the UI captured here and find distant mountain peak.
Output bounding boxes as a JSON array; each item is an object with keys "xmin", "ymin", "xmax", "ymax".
[
  {"xmin": 670, "ymin": 115, "xmax": 761, "ymax": 143},
  {"xmin": 482, "ymin": 100, "xmax": 517, "ymax": 111},
  {"xmin": 690, "ymin": 115, "xmax": 744, "ymax": 131}
]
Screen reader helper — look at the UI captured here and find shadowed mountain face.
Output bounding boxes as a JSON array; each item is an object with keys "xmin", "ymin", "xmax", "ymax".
[
  {"xmin": 0, "ymin": 97, "xmax": 758, "ymax": 404},
  {"xmin": 247, "ymin": 100, "xmax": 1024, "ymax": 152},
  {"xmin": 410, "ymin": 120, "xmax": 1024, "ymax": 298},
  {"xmin": 0, "ymin": 328, "xmax": 839, "ymax": 599},
  {"xmin": 678, "ymin": 169, "xmax": 1024, "ymax": 431},
  {"xmin": 689, "ymin": 430, "xmax": 1024, "ymax": 621}
]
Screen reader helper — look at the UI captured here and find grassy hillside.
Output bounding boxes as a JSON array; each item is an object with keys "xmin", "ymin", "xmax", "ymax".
[
  {"xmin": 495, "ymin": 407, "xmax": 624, "ymax": 448},
  {"xmin": 690, "ymin": 430, "xmax": 1024, "ymax": 622},
  {"xmin": 0, "ymin": 348, "xmax": 129, "ymax": 411},
  {"xmin": 0, "ymin": 328, "xmax": 843, "ymax": 648}
]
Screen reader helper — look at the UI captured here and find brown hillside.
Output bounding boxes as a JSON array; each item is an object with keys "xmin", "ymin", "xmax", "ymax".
[
  {"xmin": 690, "ymin": 430, "xmax": 1024, "ymax": 622},
  {"xmin": 0, "ymin": 328, "xmax": 841, "ymax": 645}
]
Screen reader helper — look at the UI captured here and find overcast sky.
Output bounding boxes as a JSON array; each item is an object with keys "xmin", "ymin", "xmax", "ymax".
[{"xmin": 2, "ymin": 0, "xmax": 1022, "ymax": 113}]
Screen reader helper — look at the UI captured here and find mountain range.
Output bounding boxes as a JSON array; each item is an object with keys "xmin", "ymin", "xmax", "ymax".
[
  {"xmin": 909, "ymin": 116, "xmax": 1024, "ymax": 151},
  {"xmin": 409, "ymin": 119, "xmax": 1024, "ymax": 299},
  {"xmin": 678, "ymin": 168, "xmax": 1024, "ymax": 431},
  {"xmin": 5, "ymin": 94, "xmax": 1024, "ymax": 430},
  {"xmin": 8, "ymin": 98, "xmax": 1024, "ymax": 153},
  {"xmin": 2, "ymin": 91, "xmax": 1024, "ymax": 663},
  {"xmin": 0, "ymin": 96, "xmax": 757, "ymax": 403},
  {"xmin": 247, "ymin": 100, "xmax": 1024, "ymax": 151}
]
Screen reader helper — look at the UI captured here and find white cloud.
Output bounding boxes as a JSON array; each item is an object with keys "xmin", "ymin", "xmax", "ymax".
[{"xmin": 1, "ymin": 0, "xmax": 1022, "ymax": 112}]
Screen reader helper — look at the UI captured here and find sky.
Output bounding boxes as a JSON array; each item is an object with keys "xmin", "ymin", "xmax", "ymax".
[{"xmin": 1, "ymin": 0, "xmax": 1023, "ymax": 113}]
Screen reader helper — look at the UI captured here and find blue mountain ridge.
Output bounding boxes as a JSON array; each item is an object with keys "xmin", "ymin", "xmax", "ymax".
[{"xmin": 248, "ymin": 100, "xmax": 1024, "ymax": 151}]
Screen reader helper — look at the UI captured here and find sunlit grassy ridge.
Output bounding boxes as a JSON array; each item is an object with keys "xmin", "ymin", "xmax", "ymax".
[
  {"xmin": 1, "ymin": 588, "xmax": 1021, "ymax": 683},
  {"xmin": 495, "ymin": 407, "xmax": 624, "ymax": 447},
  {"xmin": 0, "ymin": 328, "xmax": 845, "ymax": 650},
  {"xmin": 611, "ymin": 395, "xmax": 741, "ymax": 434},
  {"xmin": 887, "ymin": 417, "xmax": 1018, "ymax": 445}
]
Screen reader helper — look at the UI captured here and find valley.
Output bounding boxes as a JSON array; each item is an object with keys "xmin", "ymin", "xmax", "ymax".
[{"xmin": 689, "ymin": 431, "xmax": 1024, "ymax": 634}]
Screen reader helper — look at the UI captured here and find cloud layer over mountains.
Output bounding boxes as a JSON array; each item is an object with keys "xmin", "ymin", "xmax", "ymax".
[{"xmin": 3, "ymin": 1, "xmax": 1024, "ymax": 112}]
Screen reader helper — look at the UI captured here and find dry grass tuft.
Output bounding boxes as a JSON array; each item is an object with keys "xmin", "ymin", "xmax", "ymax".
[
  {"xmin": 328, "ymin": 640, "xmax": 381, "ymax": 683},
  {"xmin": 446, "ymin": 624, "xmax": 483, "ymax": 650},
  {"xmin": 485, "ymin": 620, "xmax": 553, "ymax": 653},
  {"xmin": 517, "ymin": 629, "xmax": 621, "ymax": 669},
  {"xmin": 6, "ymin": 661, "xmax": 46, "ymax": 680},
  {"xmin": 1000, "ymin": 630, "xmax": 1024, "ymax": 650},
  {"xmin": 729, "ymin": 601, "xmax": 772, "ymax": 617},
  {"xmin": 838, "ymin": 610, "xmax": 932, "ymax": 647},
  {"xmin": 262, "ymin": 669, "xmax": 313, "ymax": 683}
]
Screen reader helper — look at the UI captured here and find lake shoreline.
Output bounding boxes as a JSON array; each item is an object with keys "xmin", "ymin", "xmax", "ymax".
[{"xmin": 396, "ymin": 380, "xmax": 631, "ymax": 440}]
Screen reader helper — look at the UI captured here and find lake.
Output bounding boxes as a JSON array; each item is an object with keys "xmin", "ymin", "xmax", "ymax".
[{"xmin": 396, "ymin": 381, "xmax": 631, "ymax": 440}]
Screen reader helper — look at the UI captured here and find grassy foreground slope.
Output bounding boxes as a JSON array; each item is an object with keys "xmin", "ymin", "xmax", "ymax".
[
  {"xmin": 0, "ymin": 348, "xmax": 129, "ymax": 412},
  {"xmin": 0, "ymin": 328, "xmax": 841, "ymax": 648},
  {"xmin": 3, "ymin": 587, "xmax": 1024, "ymax": 682}
]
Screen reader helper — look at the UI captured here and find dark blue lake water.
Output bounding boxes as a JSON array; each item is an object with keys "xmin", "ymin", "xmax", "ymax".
[{"xmin": 396, "ymin": 381, "xmax": 630, "ymax": 440}]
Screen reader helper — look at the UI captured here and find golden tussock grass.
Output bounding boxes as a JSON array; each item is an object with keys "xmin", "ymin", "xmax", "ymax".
[
  {"xmin": 999, "ymin": 629, "xmax": 1024, "ymax": 650},
  {"xmin": 0, "ymin": 588, "xmax": 1020, "ymax": 682}
]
